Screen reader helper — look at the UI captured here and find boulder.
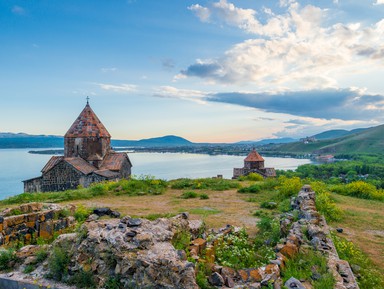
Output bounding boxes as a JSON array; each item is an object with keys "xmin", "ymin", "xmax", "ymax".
[{"xmin": 284, "ymin": 277, "xmax": 306, "ymax": 289}]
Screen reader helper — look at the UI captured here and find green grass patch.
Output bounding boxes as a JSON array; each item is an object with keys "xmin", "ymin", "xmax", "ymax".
[
  {"xmin": 281, "ymin": 249, "xmax": 335, "ymax": 289},
  {"xmin": 141, "ymin": 212, "xmax": 177, "ymax": 220},
  {"xmin": 180, "ymin": 191, "xmax": 198, "ymax": 199},
  {"xmin": 332, "ymin": 232, "xmax": 384, "ymax": 289},
  {"xmin": 170, "ymin": 178, "xmax": 240, "ymax": 191},
  {"xmin": 0, "ymin": 177, "xmax": 168, "ymax": 206},
  {"xmin": 182, "ymin": 207, "xmax": 221, "ymax": 216}
]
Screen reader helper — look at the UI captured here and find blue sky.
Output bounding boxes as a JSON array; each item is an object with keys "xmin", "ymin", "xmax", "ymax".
[{"xmin": 1, "ymin": 0, "xmax": 383, "ymax": 142}]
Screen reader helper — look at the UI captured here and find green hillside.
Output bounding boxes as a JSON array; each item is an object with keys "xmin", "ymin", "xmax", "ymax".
[{"xmin": 273, "ymin": 124, "xmax": 384, "ymax": 155}]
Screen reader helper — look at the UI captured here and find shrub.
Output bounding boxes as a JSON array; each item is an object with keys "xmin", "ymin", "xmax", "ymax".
[
  {"xmin": 47, "ymin": 246, "xmax": 69, "ymax": 281},
  {"xmin": 238, "ymin": 173, "xmax": 264, "ymax": 182},
  {"xmin": 180, "ymin": 191, "xmax": 198, "ymax": 199},
  {"xmin": 36, "ymin": 248, "xmax": 48, "ymax": 263},
  {"xmin": 310, "ymin": 181, "xmax": 343, "ymax": 221},
  {"xmin": 104, "ymin": 276, "xmax": 123, "ymax": 289},
  {"xmin": 277, "ymin": 176, "xmax": 303, "ymax": 198},
  {"xmin": 199, "ymin": 193, "xmax": 209, "ymax": 199},
  {"xmin": 0, "ymin": 249, "xmax": 17, "ymax": 271},
  {"xmin": 331, "ymin": 181, "xmax": 384, "ymax": 201},
  {"xmin": 74, "ymin": 205, "xmax": 93, "ymax": 223},
  {"xmin": 172, "ymin": 229, "xmax": 191, "ymax": 251},
  {"xmin": 23, "ymin": 264, "xmax": 35, "ymax": 273},
  {"xmin": 68, "ymin": 269, "xmax": 96, "ymax": 288},
  {"xmin": 260, "ymin": 201, "xmax": 277, "ymax": 209},
  {"xmin": 238, "ymin": 184, "xmax": 262, "ymax": 194},
  {"xmin": 281, "ymin": 249, "xmax": 335, "ymax": 289},
  {"xmin": 170, "ymin": 178, "xmax": 240, "ymax": 191},
  {"xmin": 332, "ymin": 233, "xmax": 384, "ymax": 289}
]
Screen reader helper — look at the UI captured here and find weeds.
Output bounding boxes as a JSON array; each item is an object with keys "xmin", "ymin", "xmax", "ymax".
[{"xmin": 170, "ymin": 178, "xmax": 240, "ymax": 191}]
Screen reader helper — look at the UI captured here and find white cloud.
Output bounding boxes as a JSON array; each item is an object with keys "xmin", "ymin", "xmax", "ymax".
[
  {"xmin": 96, "ymin": 83, "xmax": 136, "ymax": 92},
  {"xmin": 188, "ymin": 4, "xmax": 211, "ymax": 22},
  {"xmin": 374, "ymin": 0, "xmax": 384, "ymax": 5},
  {"xmin": 183, "ymin": 1, "xmax": 384, "ymax": 90},
  {"xmin": 12, "ymin": 6, "xmax": 26, "ymax": 15},
  {"xmin": 100, "ymin": 67, "xmax": 117, "ymax": 73},
  {"xmin": 154, "ymin": 86, "xmax": 208, "ymax": 104}
]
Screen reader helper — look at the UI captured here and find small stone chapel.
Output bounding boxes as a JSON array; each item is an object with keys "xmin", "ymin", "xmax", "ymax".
[
  {"xmin": 23, "ymin": 100, "xmax": 132, "ymax": 192},
  {"xmin": 233, "ymin": 148, "xmax": 276, "ymax": 179}
]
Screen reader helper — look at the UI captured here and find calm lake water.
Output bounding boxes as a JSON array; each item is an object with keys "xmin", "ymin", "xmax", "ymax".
[{"xmin": 0, "ymin": 149, "xmax": 313, "ymax": 199}]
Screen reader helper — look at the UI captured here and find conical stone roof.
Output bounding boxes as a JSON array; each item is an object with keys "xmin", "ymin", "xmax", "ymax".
[
  {"xmin": 64, "ymin": 103, "xmax": 111, "ymax": 138},
  {"xmin": 244, "ymin": 149, "xmax": 264, "ymax": 162}
]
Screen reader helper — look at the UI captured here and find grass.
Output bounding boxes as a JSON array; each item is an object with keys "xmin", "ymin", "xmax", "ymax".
[
  {"xmin": 281, "ymin": 249, "xmax": 335, "ymax": 289},
  {"xmin": 330, "ymin": 193, "xmax": 384, "ymax": 275}
]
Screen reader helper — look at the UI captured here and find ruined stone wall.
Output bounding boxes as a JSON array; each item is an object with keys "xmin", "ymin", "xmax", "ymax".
[{"xmin": 0, "ymin": 203, "xmax": 75, "ymax": 246}]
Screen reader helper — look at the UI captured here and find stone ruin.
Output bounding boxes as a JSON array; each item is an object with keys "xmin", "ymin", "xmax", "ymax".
[
  {"xmin": 0, "ymin": 202, "xmax": 76, "ymax": 246},
  {"xmin": 0, "ymin": 185, "xmax": 360, "ymax": 289}
]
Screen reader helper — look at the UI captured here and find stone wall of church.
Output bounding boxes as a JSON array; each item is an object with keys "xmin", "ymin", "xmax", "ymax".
[
  {"xmin": 119, "ymin": 157, "xmax": 132, "ymax": 179},
  {"xmin": 64, "ymin": 137, "xmax": 110, "ymax": 162},
  {"xmin": 41, "ymin": 161, "xmax": 84, "ymax": 192}
]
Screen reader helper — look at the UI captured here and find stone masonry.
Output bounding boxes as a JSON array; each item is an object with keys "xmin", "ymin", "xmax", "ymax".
[{"xmin": 0, "ymin": 203, "xmax": 76, "ymax": 246}]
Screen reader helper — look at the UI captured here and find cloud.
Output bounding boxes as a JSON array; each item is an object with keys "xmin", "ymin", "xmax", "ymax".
[
  {"xmin": 182, "ymin": 1, "xmax": 384, "ymax": 89},
  {"xmin": 284, "ymin": 119, "xmax": 313, "ymax": 125},
  {"xmin": 207, "ymin": 88, "xmax": 384, "ymax": 121},
  {"xmin": 12, "ymin": 6, "xmax": 26, "ymax": 15},
  {"xmin": 96, "ymin": 83, "xmax": 136, "ymax": 92},
  {"xmin": 162, "ymin": 58, "xmax": 175, "ymax": 71},
  {"xmin": 153, "ymin": 86, "xmax": 207, "ymax": 103},
  {"xmin": 188, "ymin": 4, "xmax": 211, "ymax": 22},
  {"xmin": 101, "ymin": 67, "xmax": 117, "ymax": 73},
  {"xmin": 374, "ymin": 0, "xmax": 384, "ymax": 5}
]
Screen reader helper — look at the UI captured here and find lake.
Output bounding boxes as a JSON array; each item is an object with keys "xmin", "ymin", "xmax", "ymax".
[{"xmin": 0, "ymin": 149, "xmax": 313, "ymax": 199}]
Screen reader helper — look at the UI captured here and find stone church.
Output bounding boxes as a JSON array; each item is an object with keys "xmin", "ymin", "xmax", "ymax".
[
  {"xmin": 23, "ymin": 101, "xmax": 132, "ymax": 192},
  {"xmin": 233, "ymin": 149, "xmax": 276, "ymax": 179}
]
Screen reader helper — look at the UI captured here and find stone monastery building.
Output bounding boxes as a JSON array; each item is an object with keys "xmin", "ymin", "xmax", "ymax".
[
  {"xmin": 23, "ymin": 101, "xmax": 132, "ymax": 192},
  {"xmin": 233, "ymin": 149, "xmax": 276, "ymax": 179}
]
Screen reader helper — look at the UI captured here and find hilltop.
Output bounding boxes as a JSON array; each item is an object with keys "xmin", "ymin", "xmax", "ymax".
[{"xmin": 268, "ymin": 125, "xmax": 383, "ymax": 155}]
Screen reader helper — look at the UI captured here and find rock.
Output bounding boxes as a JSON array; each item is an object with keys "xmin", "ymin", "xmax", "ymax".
[
  {"xmin": 284, "ymin": 277, "xmax": 306, "ymax": 289},
  {"xmin": 127, "ymin": 218, "xmax": 142, "ymax": 227},
  {"xmin": 126, "ymin": 231, "xmax": 137, "ymax": 238},
  {"xmin": 336, "ymin": 228, "xmax": 343, "ymax": 233},
  {"xmin": 208, "ymin": 272, "xmax": 224, "ymax": 286},
  {"xmin": 87, "ymin": 214, "xmax": 99, "ymax": 222},
  {"xmin": 110, "ymin": 210, "xmax": 121, "ymax": 218},
  {"xmin": 93, "ymin": 207, "xmax": 112, "ymax": 216},
  {"xmin": 279, "ymin": 242, "xmax": 298, "ymax": 258},
  {"xmin": 225, "ymin": 276, "xmax": 235, "ymax": 288},
  {"xmin": 181, "ymin": 212, "xmax": 189, "ymax": 219}
]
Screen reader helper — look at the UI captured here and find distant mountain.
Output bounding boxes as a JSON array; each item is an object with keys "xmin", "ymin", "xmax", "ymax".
[
  {"xmin": 272, "ymin": 125, "xmax": 383, "ymax": 155},
  {"xmin": 235, "ymin": 137, "xmax": 297, "ymax": 145},
  {"xmin": 0, "ymin": 133, "xmax": 194, "ymax": 149},
  {"xmin": 0, "ymin": 133, "xmax": 63, "ymax": 148},
  {"xmin": 112, "ymin": 135, "xmax": 193, "ymax": 147},
  {"xmin": 311, "ymin": 128, "xmax": 368, "ymax": 140}
]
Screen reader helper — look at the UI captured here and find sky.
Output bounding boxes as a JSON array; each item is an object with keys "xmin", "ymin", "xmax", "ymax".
[{"xmin": 1, "ymin": 0, "xmax": 384, "ymax": 143}]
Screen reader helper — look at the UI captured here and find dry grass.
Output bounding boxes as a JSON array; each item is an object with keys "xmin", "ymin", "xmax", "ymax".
[
  {"xmin": 330, "ymin": 193, "xmax": 384, "ymax": 273},
  {"xmin": 63, "ymin": 188, "xmax": 262, "ymax": 235}
]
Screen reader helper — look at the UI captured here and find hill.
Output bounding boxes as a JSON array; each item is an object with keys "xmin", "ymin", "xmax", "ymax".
[
  {"xmin": 236, "ymin": 137, "xmax": 296, "ymax": 145},
  {"xmin": 0, "ymin": 133, "xmax": 194, "ymax": 149},
  {"xmin": 273, "ymin": 124, "xmax": 384, "ymax": 155},
  {"xmin": 112, "ymin": 135, "xmax": 193, "ymax": 147},
  {"xmin": 312, "ymin": 127, "xmax": 368, "ymax": 140}
]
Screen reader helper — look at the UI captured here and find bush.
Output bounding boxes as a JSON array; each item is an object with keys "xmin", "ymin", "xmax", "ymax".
[
  {"xmin": 105, "ymin": 276, "xmax": 123, "ymax": 289},
  {"xmin": 74, "ymin": 205, "xmax": 93, "ymax": 223},
  {"xmin": 47, "ymin": 246, "xmax": 69, "ymax": 281},
  {"xmin": 332, "ymin": 233, "xmax": 384, "ymax": 289},
  {"xmin": 260, "ymin": 201, "xmax": 277, "ymax": 209},
  {"xmin": 238, "ymin": 173, "xmax": 264, "ymax": 182},
  {"xmin": 36, "ymin": 248, "xmax": 48, "ymax": 263},
  {"xmin": 199, "ymin": 193, "xmax": 209, "ymax": 199},
  {"xmin": 172, "ymin": 229, "xmax": 191, "ymax": 251},
  {"xmin": 23, "ymin": 264, "xmax": 35, "ymax": 273},
  {"xmin": 331, "ymin": 181, "xmax": 384, "ymax": 201},
  {"xmin": 238, "ymin": 184, "xmax": 262, "ymax": 194},
  {"xmin": 281, "ymin": 249, "xmax": 335, "ymax": 289},
  {"xmin": 68, "ymin": 269, "xmax": 96, "ymax": 288},
  {"xmin": 277, "ymin": 176, "xmax": 303, "ymax": 198},
  {"xmin": 310, "ymin": 181, "xmax": 343, "ymax": 221},
  {"xmin": 170, "ymin": 178, "xmax": 240, "ymax": 191},
  {"xmin": 0, "ymin": 249, "xmax": 17, "ymax": 271},
  {"xmin": 180, "ymin": 191, "xmax": 198, "ymax": 199}
]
